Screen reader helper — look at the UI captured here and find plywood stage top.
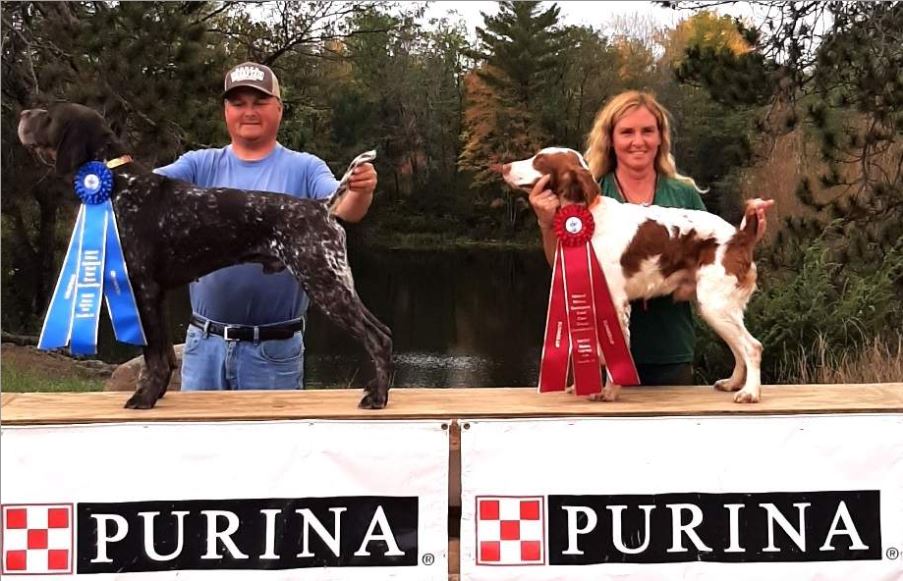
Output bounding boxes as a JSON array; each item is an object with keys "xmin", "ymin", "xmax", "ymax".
[{"xmin": 2, "ymin": 384, "xmax": 902, "ymax": 425}]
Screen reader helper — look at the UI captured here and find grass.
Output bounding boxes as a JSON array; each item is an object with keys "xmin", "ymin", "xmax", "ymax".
[
  {"xmin": 1, "ymin": 360, "xmax": 104, "ymax": 393},
  {"xmin": 777, "ymin": 334, "xmax": 903, "ymax": 385}
]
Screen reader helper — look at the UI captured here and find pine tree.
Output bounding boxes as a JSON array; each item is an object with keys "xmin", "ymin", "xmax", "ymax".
[
  {"xmin": 459, "ymin": 1, "xmax": 564, "ymax": 192},
  {"xmin": 1, "ymin": 1, "xmax": 227, "ymax": 331},
  {"xmin": 669, "ymin": 1, "xmax": 902, "ymax": 265}
]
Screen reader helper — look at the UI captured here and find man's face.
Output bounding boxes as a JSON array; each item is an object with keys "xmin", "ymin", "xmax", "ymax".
[{"xmin": 224, "ymin": 88, "xmax": 283, "ymax": 145}]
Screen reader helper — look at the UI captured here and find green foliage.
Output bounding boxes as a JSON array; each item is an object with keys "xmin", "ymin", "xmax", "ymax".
[
  {"xmin": 459, "ymin": 1, "xmax": 564, "ymax": 192},
  {"xmin": 3, "ymin": 0, "xmax": 899, "ymax": 390},
  {"xmin": 646, "ymin": 11, "xmax": 760, "ymax": 220},
  {"xmin": 672, "ymin": 1, "xmax": 903, "ymax": 265},
  {"xmin": 469, "ymin": 1, "xmax": 563, "ymax": 103},
  {"xmin": 545, "ymin": 25, "xmax": 620, "ymax": 149},
  {"xmin": 675, "ymin": 44, "xmax": 774, "ymax": 108},
  {"xmin": 696, "ymin": 236, "xmax": 903, "ymax": 384},
  {"xmin": 1, "ymin": 1, "xmax": 228, "ymax": 332}
]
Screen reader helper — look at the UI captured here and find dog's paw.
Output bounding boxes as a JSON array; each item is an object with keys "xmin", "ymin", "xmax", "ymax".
[
  {"xmin": 601, "ymin": 385, "xmax": 621, "ymax": 402},
  {"xmin": 733, "ymin": 389, "xmax": 760, "ymax": 404},
  {"xmin": 714, "ymin": 378, "xmax": 743, "ymax": 392},
  {"xmin": 358, "ymin": 389, "xmax": 388, "ymax": 410},
  {"xmin": 124, "ymin": 391, "xmax": 158, "ymax": 409},
  {"xmin": 587, "ymin": 386, "xmax": 620, "ymax": 402}
]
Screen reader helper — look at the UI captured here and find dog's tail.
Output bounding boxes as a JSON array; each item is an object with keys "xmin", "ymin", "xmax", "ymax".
[
  {"xmin": 327, "ymin": 149, "xmax": 377, "ymax": 216},
  {"xmin": 738, "ymin": 198, "xmax": 775, "ymax": 246},
  {"xmin": 326, "ymin": 191, "xmax": 344, "ymax": 215},
  {"xmin": 725, "ymin": 198, "xmax": 774, "ymax": 290}
]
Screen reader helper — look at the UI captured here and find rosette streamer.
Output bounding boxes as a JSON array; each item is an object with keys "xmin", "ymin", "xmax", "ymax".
[
  {"xmin": 38, "ymin": 161, "xmax": 146, "ymax": 355},
  {"xmin": 539, "ymin": 205, "xmax": 639, "ymax": 395}
]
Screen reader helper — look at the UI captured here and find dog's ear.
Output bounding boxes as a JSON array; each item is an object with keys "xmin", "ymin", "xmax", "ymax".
[
  {"xmin": 54, "ymin": 123, "xmax": 91, "ymax": 175},
  {"xmin": 555, "ymin": 167, "xmax": 601, "ymax": 205},
  {"xmin": 574, "ymin": 167, "xmax": 600, "ymax": 206},
  {"xmin": 53, "ymin": 107, "xmax": 112, "ymax": 175}
]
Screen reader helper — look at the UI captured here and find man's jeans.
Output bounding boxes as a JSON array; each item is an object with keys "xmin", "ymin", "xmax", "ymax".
[{"xmin": 180, "ymin": 324, "xmax": 304, "ymax": 390}]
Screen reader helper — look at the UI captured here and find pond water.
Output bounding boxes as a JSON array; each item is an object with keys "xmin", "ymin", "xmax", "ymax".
[{"xmin": 95, "ymin": 248, "xmax": 554, "ymax": 388}]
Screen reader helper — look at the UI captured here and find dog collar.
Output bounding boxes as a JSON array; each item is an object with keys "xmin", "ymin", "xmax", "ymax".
[{"xmin": 106, "ymin": 155, "xmax": 133, "ymax": 169}]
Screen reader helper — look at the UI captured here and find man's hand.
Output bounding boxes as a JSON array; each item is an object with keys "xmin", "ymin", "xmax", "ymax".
[
  {"xmin": 347, "ymin": 162, "xmax": 377, "ymax": 197},
  {"xmin": 334, "ymin": 163, "xmax": 377, "ymax": 222},
  {"xmin": 529, "ymin": 175, "xmax": 559, "ymax": 230}
]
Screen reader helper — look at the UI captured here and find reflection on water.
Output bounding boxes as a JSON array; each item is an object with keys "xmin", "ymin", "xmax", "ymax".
[
  {"xmin": 96, "ymin": 247, "xmax": 552, "ymax": 388},
  {"xmin": 306, "ymin": 350, "xmax": 541, "ymax": 389}
]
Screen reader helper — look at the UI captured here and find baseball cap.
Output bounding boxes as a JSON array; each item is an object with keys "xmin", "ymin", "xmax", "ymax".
[{"xmin": 223, "ymin": 62, "xmax": 281, "ymax": 100}]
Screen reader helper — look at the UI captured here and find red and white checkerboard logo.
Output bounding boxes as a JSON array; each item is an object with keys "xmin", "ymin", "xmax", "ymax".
[
  {"xmin": 475, "ymin": 496, "xmax": 545, "ymax": 565},
  {"xmin": 1, "ymin": 504, "xmax": 74, "ymax": 575}
]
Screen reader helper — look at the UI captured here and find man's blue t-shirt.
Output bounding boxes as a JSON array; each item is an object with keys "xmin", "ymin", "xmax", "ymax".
[{"xmin": 154, "ymin": 144, "xmax": 339, "ymax": 325}]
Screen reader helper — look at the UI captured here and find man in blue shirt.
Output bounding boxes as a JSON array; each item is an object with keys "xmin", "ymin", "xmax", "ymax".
[{"xmin": 155, "ymin": 62, "xmax": 377, "ymax": 390}]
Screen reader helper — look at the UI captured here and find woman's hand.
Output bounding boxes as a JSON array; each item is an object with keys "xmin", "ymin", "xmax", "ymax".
[{"xmin": 529, "ymin": 175, "xmax": 559, "ymax": 229}]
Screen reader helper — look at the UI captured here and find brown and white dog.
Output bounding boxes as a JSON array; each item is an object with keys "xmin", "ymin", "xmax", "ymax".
[{"xmin": 502, "ymin": 147, "xmax": 774, "ymax": 403}]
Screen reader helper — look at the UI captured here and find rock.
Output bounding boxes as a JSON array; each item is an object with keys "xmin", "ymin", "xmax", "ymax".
[
  {"xmin": 104, "ymin": 344, "xmax": 183, "ymax": 392},
  {"xmin": 1, "ymin": 332, "xmax": 39, "ymax": 346},
  {"xmin": 78, "ymin": 359, "xmax": 118, "ymax": 374},
  {"xmin": 1, "ymin": 343, "xmax": 116, "ymax": 380}
]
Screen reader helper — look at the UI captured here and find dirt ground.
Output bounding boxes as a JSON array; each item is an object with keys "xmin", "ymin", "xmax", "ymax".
[{"xmin": 0, "ymin": 342, "xmax": 115, "ymax": 380}]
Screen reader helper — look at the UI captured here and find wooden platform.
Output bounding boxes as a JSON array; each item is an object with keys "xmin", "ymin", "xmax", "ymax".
[
  {"xmin": 3, "ymin": 384, "xmax": 901, "ymax": 580},
  {"xmin": 2, "ymin": 384, "xmax": 902, "ymax": 425}
]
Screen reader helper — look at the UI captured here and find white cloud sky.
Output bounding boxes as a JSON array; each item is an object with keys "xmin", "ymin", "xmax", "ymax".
[
  {"xmin": 420, "ymin": 1, "xmax": 766, "ymax": 36},
  {"xmin": 425, "ymin": 1, "xmax": 675, "ymax": 30}
]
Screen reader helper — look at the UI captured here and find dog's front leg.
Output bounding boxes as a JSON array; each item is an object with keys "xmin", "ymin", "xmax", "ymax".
[
  {"xmin": 125, "ymin": 282, "xmax": 174, "ymax": 409},
  {"xmin": 589, "ymin": 298, "xmax": 630, "ymax": 402}
]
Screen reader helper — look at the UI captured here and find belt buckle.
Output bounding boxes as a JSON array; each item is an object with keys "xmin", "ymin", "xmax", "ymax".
[{"xmin": 222, "ymin": 326, "xmax": 240, "ymax": 341}]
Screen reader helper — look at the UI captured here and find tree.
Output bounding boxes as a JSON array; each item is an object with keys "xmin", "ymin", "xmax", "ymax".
[
  {"xmin": 669, "ymin": 1, "xmax": 903, "ymax": 263},
  {"xmin": 1, "ymin": 1, "xmax": 227, "ymax": 331},
  {"xmin": 545, "ymin": 25, "xmax": 620, "ymax": 150},
  {"xmin": 651, "ymin": 11, "xmax": 758, "ymax": 219},
  {"xmin": 459, "ymin": 1, "xmax": 564, "ymax": 193},
  {"xmin": 321, "ymin": 5, "xmax": 470, "ymax": 210}
]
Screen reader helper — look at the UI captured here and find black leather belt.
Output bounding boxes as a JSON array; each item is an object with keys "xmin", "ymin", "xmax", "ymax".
[{"xmin": 189, "ymin": 315, "xmax": 305, "ymax": 342}]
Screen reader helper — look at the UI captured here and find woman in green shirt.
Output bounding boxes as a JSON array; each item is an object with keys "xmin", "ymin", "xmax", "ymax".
[{"xmin": 529, "ymin": 90, "xmax": 767, "ymax": 386}]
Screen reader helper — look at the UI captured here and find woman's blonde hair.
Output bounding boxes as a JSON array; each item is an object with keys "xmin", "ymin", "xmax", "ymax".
[{"xmin": 584, "ymin": 90, "xmax": 704, "ymax": 191}]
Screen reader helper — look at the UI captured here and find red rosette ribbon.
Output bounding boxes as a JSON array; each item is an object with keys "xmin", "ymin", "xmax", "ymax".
[
  {"xmin": 539, "ymin": 204, "xmax": 640, "ymax": 396},
  {"xmin": 553, "ymin": 204, "xmax": 595, "ymax": 247}
]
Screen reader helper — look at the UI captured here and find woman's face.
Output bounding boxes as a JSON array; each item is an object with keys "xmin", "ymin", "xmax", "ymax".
[{"xmin": 612, "ymin": 105, "xmax": 662, "ymax": 173}]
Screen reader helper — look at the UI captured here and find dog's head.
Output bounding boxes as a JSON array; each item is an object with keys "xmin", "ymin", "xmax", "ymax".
[
  {"xmin": 18, "ymin": 103, "xmax": 116, "ymax": 175},
  {"xmin": 501, "ymin": 147, "xmax": 600, "ymax": 206}
]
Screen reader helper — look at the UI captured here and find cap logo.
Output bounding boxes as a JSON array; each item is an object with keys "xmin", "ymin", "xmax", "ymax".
[{"xmin": 230, "ymin": 66, "xmax": 265, "ymax": 83}]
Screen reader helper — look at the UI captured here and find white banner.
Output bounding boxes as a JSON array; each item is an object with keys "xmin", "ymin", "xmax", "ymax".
[
  {"xmin": 1, "ymin": 420, "xmax": 448, "ymax": 580},
  {"xmin": 460, "ymin": 414, "xmax": 903, "ymax": 581}
]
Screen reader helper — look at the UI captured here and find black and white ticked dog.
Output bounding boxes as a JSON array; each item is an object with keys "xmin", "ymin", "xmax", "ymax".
[{"xmin": 17, "ymin": 103, "xmax": 392, "ymax": 409}]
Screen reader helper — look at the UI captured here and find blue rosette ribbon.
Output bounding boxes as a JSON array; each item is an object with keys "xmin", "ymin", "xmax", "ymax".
[{"xmin": 38, "ymin": 161, "xmax": 146, "ymax": 355}]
